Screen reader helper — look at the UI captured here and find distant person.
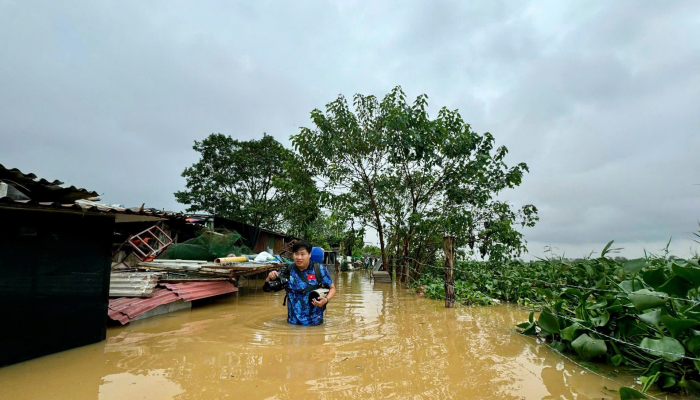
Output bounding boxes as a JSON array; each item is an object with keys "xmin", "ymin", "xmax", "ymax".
[{"xmin": 265, "ymin": 241, "xmax": 336, "ymax": 325}]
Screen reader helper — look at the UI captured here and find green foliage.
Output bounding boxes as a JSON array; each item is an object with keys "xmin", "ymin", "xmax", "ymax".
[
  {"xmin": 571, "ymin": 334, "xmax": 607, "ymax": 360},
  {"xmin": 292, "ymin": 91, "xmax": 391, "ymax": 265},
  {"xmin": 357, "ymin": 244, "xmax": 381, "ymax": 257},
  {"xmin": 304, "ymin": 211, "xmax": 364, "ymax": 256},
  {"xmin": 413, "ymin": 243, "xmax": 700, "ymax": 396},
  {"xmin": 378, "ymin": 87, "xmax": 538, "ymax": 264},
  {"xmin": 175, "ymin": 133, "xmax": 320, "ymax": 233},
  {"xmin": 619, "ymin": 387, "xmax": 647, "ymax": 399},
  {"xmin": 293, "ymin": 86, "xmax": 538, "ymax": 272}
]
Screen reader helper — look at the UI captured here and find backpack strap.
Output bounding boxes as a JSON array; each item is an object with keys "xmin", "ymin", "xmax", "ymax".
[
  {"xmin": 289, "ymin": 262, "xmax": 322, "ymax": 293},
  {"xmin": 314, "ymin": 263, "xmax": 329, "ymax": 312},
  {"xmin": 315, "ymin": 263, "xmax": 329, "ymax": 289},
  {"xmin": 281, "ymin": 263, "xmax": 293, "ymax": 306}
]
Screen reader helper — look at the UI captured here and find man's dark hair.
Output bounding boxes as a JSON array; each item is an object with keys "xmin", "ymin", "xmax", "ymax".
[{"xmin": 292, "ymin": 240, "xmax": 312, "ymax": 253}]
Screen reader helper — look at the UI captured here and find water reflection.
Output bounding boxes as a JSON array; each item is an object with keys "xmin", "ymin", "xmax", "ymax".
[
  {"xmin": 99, "ymin": 370, "xmax": 183, "ymax": 400},
  {"xmin": 0, "ymin": 271, "xmax": 678, "ymax": 399}
]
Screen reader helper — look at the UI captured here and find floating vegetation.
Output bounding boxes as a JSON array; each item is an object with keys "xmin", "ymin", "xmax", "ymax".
[{"xmin": 414, "ymin": 241, "xmax": 700, "ymax": 397}]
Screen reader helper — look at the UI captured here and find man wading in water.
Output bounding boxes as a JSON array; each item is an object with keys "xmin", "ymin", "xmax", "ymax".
[{"xmin": 265, "ymin": 241, "xmax": 336, "ymax": 325}]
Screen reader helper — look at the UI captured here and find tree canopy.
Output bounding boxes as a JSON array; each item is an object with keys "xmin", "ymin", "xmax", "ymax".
[
  {"xmin": 175, "ymin": 133, "xmax": 320, "ymax": 233},
  {"xmin": 293, "ymin": 86, "xmax": 538, "ymax": 276}
]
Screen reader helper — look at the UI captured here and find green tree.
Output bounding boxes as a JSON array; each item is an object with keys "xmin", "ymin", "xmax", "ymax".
[
  {"xmin": 293, "ymin": 93, "xmax": 391, "ymax": 268},
  {"xmin": 378, "ymin": 87, "xmax": 537, "ymax": 280},
  {"xmin": 304, "ymin": 210, "xmax": 365, "ymax": 257},
  {"xmin": 175, "ymin": 133, "xmax": 320, "ymax": 232},
  {"xmin": 355, "ymin": 244, "xmax": 382, "ymax": 258},
  {"xmin": 295, "ymin": 86, "xmax": 537, "ymax": 279}
]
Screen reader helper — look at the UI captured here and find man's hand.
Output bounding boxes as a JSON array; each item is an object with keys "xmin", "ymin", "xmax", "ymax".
[
  {"xmin": 311, "ymin": 297, "xmax": 328, "ymax": 308},
  {"xmin": 266, "ymin": 271, "xmax": 279, "ymax": 282}
]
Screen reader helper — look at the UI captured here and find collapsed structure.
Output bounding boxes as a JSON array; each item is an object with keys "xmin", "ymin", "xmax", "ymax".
[{"xmin": 0, "ymin": 164, "xmax": 321, "ymax": 366}]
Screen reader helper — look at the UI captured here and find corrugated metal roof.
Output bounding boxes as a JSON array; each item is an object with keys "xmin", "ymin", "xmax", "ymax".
[
  {"xmin": 0, "ymin": 197, "xmax": 185, "ymax": 220},
  {"xmin": 108, "ymin": 281, "xmax": 238, "ymax": 324},
  {"xmin": 109, "ymin": 272, "xmax": 164, "ymax": 297},
  {"xmin": 108, "ymin": 288, "xmax": 180, "ymax": 325},
  {"xmin": 161, "ymin": 281, "xmax": 238, "ymax": 301},
  {"xmin": 0, "ymin": 164, "xmax": 99, "ymax": 202}
]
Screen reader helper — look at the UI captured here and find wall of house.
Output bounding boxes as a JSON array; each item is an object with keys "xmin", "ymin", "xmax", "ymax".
[
  {"xmin": 274, "ymin": 237, "xmax": 284, "ymax": 254},
  {"xmin": 0, "ymin": 208, "xmax": 114, "ymax": 366},
  {"xmin": 252, "ymin": 232, "xmax": 285, "ymax": 255}
]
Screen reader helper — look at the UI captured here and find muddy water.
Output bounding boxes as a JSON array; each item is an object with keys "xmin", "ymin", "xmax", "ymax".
[{"xmin": 0, "ymin": 271, "xmax": 666, "ymax": 399}]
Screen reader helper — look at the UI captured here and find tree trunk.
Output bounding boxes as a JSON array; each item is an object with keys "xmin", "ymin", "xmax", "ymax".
[
  {"xmin": 387, "ymin": 252, "xmax": 394, "ymax": 281},
  {"xmin": 365, "ymin": 183, "xmax": 388, "ymax": 273},
  {"xmin": 444, "ymin": 236, "xmax": 455, "ymax": 308},
  {"xmin": 375, "ymin": 213, "xmax": 388, "ymax": 272},
  {"xmin": 410, "ymin": 242, "xmax": 424, "ymax": 283},
  {"xmin": 401, "ymin": 237, "xmax": 410, "ymax": 285},
  {"xmin": 394, "ymin": 235, "xmax": 401, "ymax": 282}
]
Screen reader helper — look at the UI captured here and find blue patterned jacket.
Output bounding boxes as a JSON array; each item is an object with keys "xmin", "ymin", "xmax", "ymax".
[{"xmin": 282, "ymin": 262, "xmax": 333, "ymax": 326}]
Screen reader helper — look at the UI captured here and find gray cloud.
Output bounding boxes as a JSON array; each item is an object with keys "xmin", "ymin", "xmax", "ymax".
[{"xmin": 1, "ymin": 0, "xmax": 698, "ymax": 258}]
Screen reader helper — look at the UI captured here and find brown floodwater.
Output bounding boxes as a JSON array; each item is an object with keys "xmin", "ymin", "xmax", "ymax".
[{"xmin": 0, "ymin": 271, "xmax": 676, "ymax": 400}]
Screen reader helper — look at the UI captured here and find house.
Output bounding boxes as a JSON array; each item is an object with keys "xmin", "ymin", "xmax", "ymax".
[{"xmin": 0, "ymin": 164, "xmax": 116, "ymax": 366}]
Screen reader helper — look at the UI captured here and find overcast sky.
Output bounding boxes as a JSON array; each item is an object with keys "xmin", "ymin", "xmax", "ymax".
[{"xmin": 1, "ymin": 1, "xmax": 698, "ymax": 259}]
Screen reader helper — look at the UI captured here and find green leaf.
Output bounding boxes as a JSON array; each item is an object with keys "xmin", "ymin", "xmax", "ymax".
[
  {"xmin": 571, "ymin": 334, "xmax": 607, "ymax": 360},
  {"xmin": 561, "ymin": 287, "xmax": 582, "ymax": 299},
  {"xmin": 687, "ymin": 336, "xmax": 700, "ymax": 354},
  {"xmin": 520, "ymin": 322, "xmax": 536, "ymax": 335},
  {"xmin": 538, "ymin": 311, "xmax": 560, "ymax": 333},
  {"xmin": 587, "ymin": 297, "xmax": 608, "ymax": 310},
  {"xmin": 638, "ymin": 308, "xmax": 664, "ymax": 327},
  {"xmin": 657, "ymin": 275, "xmax": 694, "ymax": 298},
  {"xmin": 672, "ymin": 263, "xmax": 700, "ymax": 287},
  {"xmin": 642, "ymin": 268, "xmax": 666, "ymax": 290},
  {"xmin": 640, "ymin": 372, "xmax": 659, "ymax": 393},
  {"xmin": 640, "ymin": 337, "xmax": 686, "ymax": 362},
  {"xmin": 623, "ymin": 258, "xmax": 646, "ymax": 274},
  {"xmin": 612, "ymin": 354, "xmax": 624, "ymax": 366},
  {"xmin": 550, "ymin": 340, "xmax": 566, "ymax": 353},
  {"xmin": 607, "ymin": 299, "xmax": 623, "ymax": 313},
  {"xmin": 560, "ymin": 323, "xmax": 582, "ymax": 341},
  {"xmin": 628, "ymin": 289, "xmax": 667, "ymax": 311},
  {"xmin": 601, "ymin": 240, "xmax": 614, "ymax": 257},
  {"xmin": 619, "ymin": 387, "xmax": 647, "ymax": 399},
  {"xmin": 660, "ymin": 315, "xmax": 698, "ymax": 338},
  {"xmin": 579, "ymin": 361, "xmax": 603, "ymax": 372},
  {"xmin": 620, "ymin": 279, "xmax": 645, "ymax": 293},
  {"xmin": 590, "ymin": 311, "xmax": 611, "ymax": 327},
  {"xmin": 661, "ymin": 376, "xmax": 677, "ymax": 389},
  {"xmin": 528, "ymin": 311, "xmax": 534, "ymax": 323}
]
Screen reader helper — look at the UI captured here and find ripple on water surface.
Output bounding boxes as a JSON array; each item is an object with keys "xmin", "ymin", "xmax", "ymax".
[{"xmin": 0, "ymin": 271, "xmax": 683, "ymax": 400}]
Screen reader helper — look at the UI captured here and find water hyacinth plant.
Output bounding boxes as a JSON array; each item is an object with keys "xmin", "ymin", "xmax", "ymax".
[{"xmin": 413, "ymin": 240, "xmax": 700, "ymax": 397}]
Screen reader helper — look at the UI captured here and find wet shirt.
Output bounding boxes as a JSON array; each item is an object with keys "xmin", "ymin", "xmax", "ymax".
[{"xmin": 283, "ymin": 262, "xmax": 333, "ymax": 326}]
